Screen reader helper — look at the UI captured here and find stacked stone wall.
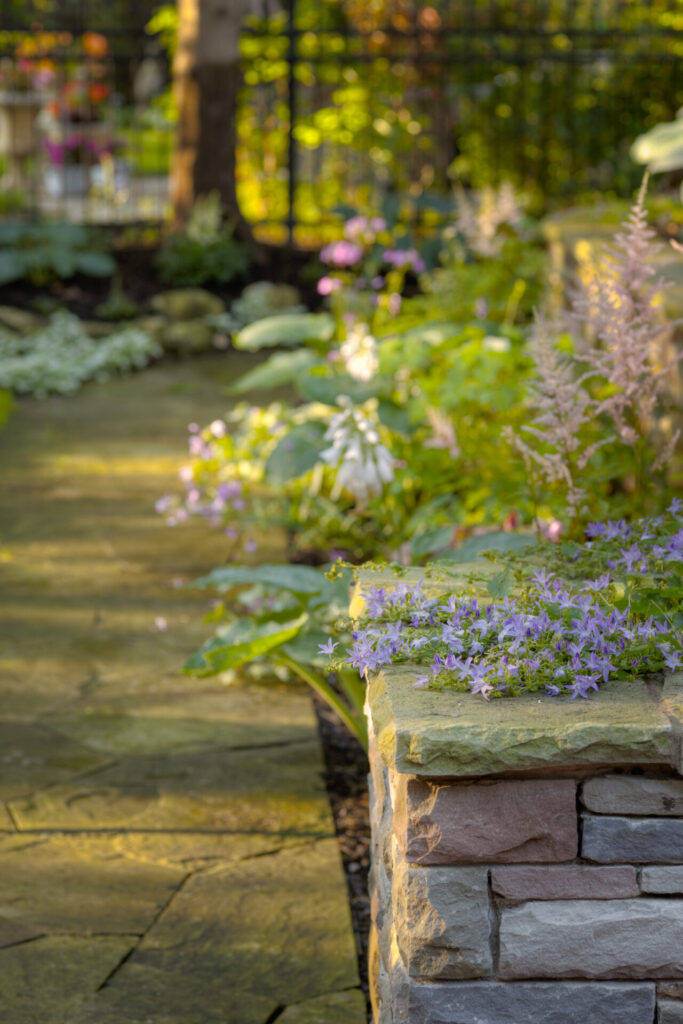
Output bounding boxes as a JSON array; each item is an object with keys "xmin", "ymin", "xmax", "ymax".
[{"xmin": 370, "ymin": 740, "xmax": 683, "ymax": 1024}]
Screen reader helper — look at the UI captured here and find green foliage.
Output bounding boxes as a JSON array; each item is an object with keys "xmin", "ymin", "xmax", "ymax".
[
  {"xmin": 228, "ymin": 349, "xmax": 319, "ymax": 393},
  {"xmin": 183, "ymin": 561, "xmax": 366, "ymax": 746},
  {"xmin": 157, "ymin": 233, "xmax": 248, "ymax": 288},
  {"xmin": 0, "ymin": 222, "xmax": 115, "ymax": 287},
  {"xmin": 234, "ymin": 313, "xmax": 335, "ymax": 351},
  {"xmin": 0, "ymin": 312, "xmax": 161, "ymax": 397},
  {"xmin": 157, "ymin": 194, "xmax": 249, "ymax": 287}
]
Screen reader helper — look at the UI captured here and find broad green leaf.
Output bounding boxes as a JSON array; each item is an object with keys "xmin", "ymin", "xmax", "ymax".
[
  {"xmin": 264, "ymin": 421, "xmax": 325, "ymax": 484},
  {"xmin": 184, "ymin": 614, "xmax": 307, "ymax": 676},
  {"xmin": 487, "ymin": 568, "xmax": 515, "ymax": 599},
  {"xmin": 437, "ymin": 531, "xmax": 533, "ymax": 563},
  {"xmin": 75, "ymin": 251, "xmax": 116, "ymax": 277},
  {"xmin": 297, "ymin": 371, "xmax": 378, "ymax": 405},
  {"xmin": 234, "ymin": 313, "xmax": 335, "ymax": 350},
  {"xmin": 377, "ymin": 399, "xmax": 412, "ymax": 434},
  {"xmin": 0, "ymin": 251, "xmax": 23, "ymax": 285},
  {"xmin": 228, "ymin": 349, "xmax": 321, "ymax": 393},
  {"xmin": 193, "ymin": 562, "xmax": 333, "ymax": 595},
  {"xmin": 631, "ymin": 119, "xmax": 683, "ymax": 173},
  {"xmin": 46, "ymin": 246, "xmax": 78, "ymax": 279},
  {"xmin": 410, "ymin": 525, "xmax": 455, "ymax": 559},
  {"xmin": 281, "ymin": 627, "xmax": 331, "ymax": 666}
]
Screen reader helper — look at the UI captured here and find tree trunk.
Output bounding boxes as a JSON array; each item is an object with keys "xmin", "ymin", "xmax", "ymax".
[{"xmin": 171, "ymin": 0, "xmax": 250, "ymax": 233}]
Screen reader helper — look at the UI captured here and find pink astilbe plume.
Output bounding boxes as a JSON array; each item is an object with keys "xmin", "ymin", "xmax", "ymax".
[
  {"xmin": 572, "ymin": 175, "xmax": 678, "ymax": 453},
  {"xmin": 504, "ymin": 317, "xmax": 611, "ymax": 516}
]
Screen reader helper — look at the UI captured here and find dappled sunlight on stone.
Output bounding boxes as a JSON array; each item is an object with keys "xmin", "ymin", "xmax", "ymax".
[
  {"xmin": 0, "ymin": 834, "xmax": 183, "ymax": 934},
  {"xmin": 0, "ymin": 356, "xmax": 361, "ymax": 1023},
  {"xmin": 0, "ymin": 935, "xmax": 136, "ymax": 1024}
]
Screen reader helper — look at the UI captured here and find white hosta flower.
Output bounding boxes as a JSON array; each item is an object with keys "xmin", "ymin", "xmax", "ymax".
[
  {"xmin": 339, "ymin": 323, "xmax": 378, "ymax": 382},
  {"xmin": 320, "ymin": 397, "xmax": 394, "ymax": 504}
]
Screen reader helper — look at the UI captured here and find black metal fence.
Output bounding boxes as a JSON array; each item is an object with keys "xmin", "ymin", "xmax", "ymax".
[{"xmin": 0, "ymin": 0, "xmax": 681, "ymax": 239}]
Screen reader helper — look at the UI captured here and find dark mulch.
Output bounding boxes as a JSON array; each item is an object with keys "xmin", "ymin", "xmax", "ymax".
[
  {"xmin": 313, "ymin": 695, "xmax": 372, "ymax": 1021},
  {"xmin": 0, "ymin": 239, "xmax": 322, "ymax": 320}
]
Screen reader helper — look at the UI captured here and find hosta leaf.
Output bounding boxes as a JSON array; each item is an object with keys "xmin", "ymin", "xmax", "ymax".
[
  {"xmin": 75, "ymin": 251, "xmax": 116, "ymax": 277},
  {"xmin": 234, "ymin": 313, "xmax": 335, "ymax": 350},
  {"xmin": 264, "ymin": 421, "xmax": 325, "ymax": 484},
  {"xmin": 437, "ymin": 531, "xmax": 533, "ymax": 563},
  {"xmin": 184, "ymin": 614, "xmax": 307, "ymax": 676},
  {"xmin": 487, "ymin": 568, "xmax": 515, "ymax": 599},
  {"xmin": 229, "ymin": 349, "xmax": 321, "ymax": 393},
  {"xmin": 192, "ymin": 563, "xmax": 333, "ymax": 595}
]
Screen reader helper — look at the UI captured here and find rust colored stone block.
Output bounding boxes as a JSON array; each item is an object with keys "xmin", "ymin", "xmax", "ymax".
[
  {"xmin": 396, "ymin": 777, "xmax": 578, "ymax": 864},
  {"xmin": 491, "ymin": 865, "xmax": 639, "ymax": 900}
]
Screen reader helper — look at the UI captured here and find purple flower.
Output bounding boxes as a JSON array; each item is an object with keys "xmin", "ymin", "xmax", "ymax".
[
  {"xmin": 568, "ymin": 674, "xmax": 600, "ymax": 700},
  {"xmin": 318, "ymin": 638, "xmax": 338, "ymax": 656},
  {"xmin": 667, "ymin": 498, "xmax": 682, "ymax": 516},
  {"xmin": 662, "ymin": 649, "xmax": 681, "ymax": 672}
]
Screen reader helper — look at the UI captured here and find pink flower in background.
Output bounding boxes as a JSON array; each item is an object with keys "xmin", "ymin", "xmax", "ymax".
[
  {"xmin": 320, "ymin": 241, "xmax": 363, "ymax": 267},
  {"xmin": 317, "ymin": 276, "xmax": 343, "ymax": 296},
  {"xmin": 344, "ymin": 215, "xmax": 387, "ymax": 243}
]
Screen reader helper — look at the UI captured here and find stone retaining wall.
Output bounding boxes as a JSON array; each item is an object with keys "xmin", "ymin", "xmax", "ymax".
[{"xmin": 366, "ymin": 655, "xmax": 683, "ymax": 1024}]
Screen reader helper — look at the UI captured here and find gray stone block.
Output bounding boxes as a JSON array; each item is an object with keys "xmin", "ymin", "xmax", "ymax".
[
  {"xmin": 391, "ymin": 845, "xmax": 492, "ymax": 979},
  {"xmin": 401, "ymin": 981, "xmax": 655, "ymax": 1024},
  {"xmin": 582, "ymin": 775, "xmax": 683, "ymax": 816},
  {"xmin": 660, "ymin": 1000, "xmax": 683, "ymax": 1024},
  {"xmin": 641, "ymin": 866, "xmax": 683, "ymax": 894},
  {"xmin": 491, "ymin": 865, "xmax": 639, "ymax": 900},
  {"xmin": 499, "ymin": 899, "xmax": 683, "ymax": 979},
  {"xmin": 396, "ymin": 777, "xmax": 577, "ymax": 864},
  {"xmin": 583, "ymin": 816, "xmax": 683, "ymax": 863}
]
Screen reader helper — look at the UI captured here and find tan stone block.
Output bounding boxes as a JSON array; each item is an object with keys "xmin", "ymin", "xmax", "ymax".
[{"xmin": 583, "ymin": 774, "xmax": 683, "ymax": 816}]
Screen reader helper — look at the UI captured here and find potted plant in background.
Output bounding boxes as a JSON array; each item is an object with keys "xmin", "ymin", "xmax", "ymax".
[{"xmin": 0, "ymin": 34, "xmax": 61, "ymax": 186}]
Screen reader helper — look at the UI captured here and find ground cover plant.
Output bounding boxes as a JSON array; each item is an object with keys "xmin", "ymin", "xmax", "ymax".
[
  {"xmin": 0, "ymin": 312, "xmax": 160, "ymax": 396},
  {"xmin": 341, "ymin": 502, "xmax": 683, "ymax": 701}
]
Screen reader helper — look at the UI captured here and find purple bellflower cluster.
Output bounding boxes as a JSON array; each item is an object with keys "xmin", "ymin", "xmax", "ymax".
[{"xmin": 339, "ymin": 503, "xmax": 683, "ymax": 701}]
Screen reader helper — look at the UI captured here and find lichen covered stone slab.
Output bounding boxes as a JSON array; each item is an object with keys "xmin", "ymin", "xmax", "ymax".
[
  {"xmin": 368, "ymin": 667, "xmax": 675, "ymax": 778},
  {"xmin": 68, "ymin": 961, "xmax": 279, "ymax": 1024},
  {"xmin": 0, "ymin": 934, "xmax": 135, "ymax": 1024},
  {"xmin": 74, "ymin": 840, "xmax": 359, "ymax": 1021},
  {"xmin": 277, "ymin": 989, "xmax": 368, "ymax": 1023},
  {"xmin": 9, "ymin": 740, "xmax": 333, "ymax": 835},
  {"xmin": 0, "ymin": 834, "xmax": 183, "ymax": 935}
]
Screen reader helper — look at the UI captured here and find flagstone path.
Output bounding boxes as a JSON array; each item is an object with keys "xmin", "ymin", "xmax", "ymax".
[{"xmin": 0, "ymin": 355, "xmax": 365, "ymax": 1024}]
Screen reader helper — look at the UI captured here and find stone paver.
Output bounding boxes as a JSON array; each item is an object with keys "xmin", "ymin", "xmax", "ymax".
[{"xmin": 0, "ymin": 359, "xmax": 364, "ymax": 1023}]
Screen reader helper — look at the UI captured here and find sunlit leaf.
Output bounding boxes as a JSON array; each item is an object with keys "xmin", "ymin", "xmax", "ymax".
[{"xmin": 184, "ymin": 614, "xmax": 307, "ymax": 676}]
